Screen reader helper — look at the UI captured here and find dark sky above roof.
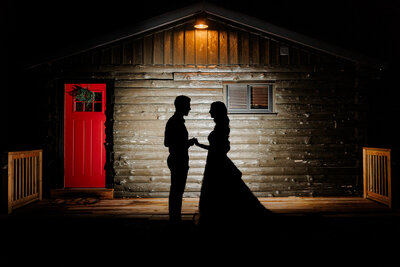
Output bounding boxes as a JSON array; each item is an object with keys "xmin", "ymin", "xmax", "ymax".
[{"xmin": 6, "ymin": 0, "xmax": 400, "ymax": 68}]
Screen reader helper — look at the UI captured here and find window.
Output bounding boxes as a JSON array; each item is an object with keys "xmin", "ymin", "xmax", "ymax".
[
  {"xmin": 74, "ymin": 92, "xmax": 103, "ymax": 112},
  {"xmin": 226, "ymin": 84, "xmax": 273, "ymax": 113}
]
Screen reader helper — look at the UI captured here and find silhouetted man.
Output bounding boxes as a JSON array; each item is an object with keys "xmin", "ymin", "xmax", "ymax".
[{"xmin": 164, "ymin": 95, "xmax": 196, "ymax": 223}]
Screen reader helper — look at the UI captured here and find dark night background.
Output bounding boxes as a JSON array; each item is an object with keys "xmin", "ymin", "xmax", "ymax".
[
  {"xmin": 3, "ymin": 2, "xmax": 400, "ymax": 260},
  {"xmin": 6, "ymin": 0, "xmax": 400, "ymax": 68},
  {"xmin": 4, "ymin": 0, "xmax": 400, "ymax": 173}
]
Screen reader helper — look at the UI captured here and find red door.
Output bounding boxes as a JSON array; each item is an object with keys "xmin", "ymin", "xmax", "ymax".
[{"xmin": 64, "ymin": 83, "xmax": 106, "ymax": 187}]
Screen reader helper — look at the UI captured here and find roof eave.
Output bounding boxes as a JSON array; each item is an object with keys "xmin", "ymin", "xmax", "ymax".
[
  {"xmin": 202, "ymin": 2, "xmax": 384, "ymax": 69},
  {"xmin": 28, "ymin": 1, "xmax": 385, "ymax": 70}
]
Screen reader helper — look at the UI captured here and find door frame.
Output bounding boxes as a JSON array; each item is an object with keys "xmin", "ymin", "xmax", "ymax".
[{"xmin": 57, "ymin": 79, "xmax": 114, "ymax": 189}]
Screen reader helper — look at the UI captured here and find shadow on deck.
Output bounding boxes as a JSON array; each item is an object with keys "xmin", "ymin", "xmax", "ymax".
[{"xmin": 1, "ymin": 197, "xmax": 400, "ymax": 264}]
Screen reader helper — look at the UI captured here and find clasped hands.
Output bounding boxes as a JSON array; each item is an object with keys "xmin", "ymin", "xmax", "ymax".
[
  {"xmin": 189, "ymin": 137, "xmax": 200, "ymax": 147},
  {"xmin": 189, "ymin": 138, "xmax": 209, "ymax": 150}
]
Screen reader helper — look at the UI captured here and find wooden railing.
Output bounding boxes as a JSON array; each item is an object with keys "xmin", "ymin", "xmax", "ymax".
[
  {"xmin": 363, "ymin": 147, "xmax": 392, "ymax": 207},
  {"xmin": 6, "ymin": 150, "xmax": 42, "ymax": 213}
]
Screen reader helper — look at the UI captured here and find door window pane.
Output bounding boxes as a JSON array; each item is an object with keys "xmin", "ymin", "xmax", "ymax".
[
  {"xmin": 94, "ymin": 103, "xmax": 102, "ymax": 112},
  {"xmin": 94, "ymin": 92, "xmax": 102, "ymax": 101},
  {"xmin": 75, "ymin": 102, "xmax": 84, "ymax": 112},
  {"xmin": 85, "ymin": 103, "xmax": 93, "ymax": 112}
]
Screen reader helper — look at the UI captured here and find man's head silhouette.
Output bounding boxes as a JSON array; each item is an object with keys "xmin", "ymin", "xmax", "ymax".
[{"xmin": 174, "ymin": 95, "xmax": 191, "ymax": 116}]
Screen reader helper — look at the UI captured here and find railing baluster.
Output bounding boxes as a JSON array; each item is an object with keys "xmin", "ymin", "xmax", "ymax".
[
  {"xmin": 378, "ymin": 155, "xmax": 381, "ymax": 196},
  {"xmin": 27, "ymin": 157, "xmax": 30, "ymax": 197},
  {"xmin": 371, "ymin": 155, "xmax": 374, "ymax": 192},
  {"xmin": 23, "ymin": 157, "xmax": 27, "ymax": 199},
  {"xmin": 368, "ymin": 155, "xmax": 373, "ymax": 192},
  {"xmin": 13, "ymin": 159, "xmax": 17, "ymax": 201},
  {"xmin": 381, "ymin": 156, "xmax": 384, "ymax": 196},
  {"xmin": 18, "ymin": 158, "xmax": 21, "ymax": 200},
  {"xmin": 381, "ymin": 156, "xmax": 384, "ymax": 195},
  {"xmin": 374, "ymin": 155, "xmax": 378, "ymax": 193},
  {"xmin": 376, "ymin": 155, "xmax": 379, "ymax": 193},
  {"xmin": 30, "ymin": 157, "xmax": 33, "ymax": 196},
  {"xmin": 380, "ymin": 156, "xmax": 382, "ymax": 192},
  {"xmin": 24, "ymin": 157, "xmax": 26, "ymax": 198},
  {"xmin": 383, "ymin": 156, "xmax": 387, "ymax": 197},
  {"xmin": 22, "ymin": 157, "xmax": 24, "ymax": 199},
  {"xmin": 33, "ymin": 156, "xmax": 37, "ymax": 194}
]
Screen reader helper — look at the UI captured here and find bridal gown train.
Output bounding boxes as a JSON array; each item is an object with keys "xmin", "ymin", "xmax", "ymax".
[{"xmin": 198, "ymin": 126, "xmax": 270, "ymax": 228}]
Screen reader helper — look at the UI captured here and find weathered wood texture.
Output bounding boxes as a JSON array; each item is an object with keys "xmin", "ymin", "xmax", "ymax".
[
  {"xmin": 17, "ymin": 197, "xmax": 394, "ymax": 218},
  {"xmin": 50, "ymin": 188, "xmax": 114, "ymax": 200},
  {"xmin": 46, "ymin": 19, "xmax": 368, "ymax": 198},
  {"xmin": 110, "ymin": 67, "xmax": 364, "ymax": 198}
]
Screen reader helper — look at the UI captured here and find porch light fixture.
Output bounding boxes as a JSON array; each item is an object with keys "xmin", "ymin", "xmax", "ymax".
[{"xmin": 194, "ymin": 17, "xmax": 208, "ymax": 29}]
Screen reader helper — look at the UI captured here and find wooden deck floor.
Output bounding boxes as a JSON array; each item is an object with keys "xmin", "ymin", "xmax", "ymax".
[
  {"xmin": 7, "ymin": 196, "xmax": 397, "ymax": 219},
  {"xmin": 2, "ymin": 197, "xmax": 400, "ymax": 264}
]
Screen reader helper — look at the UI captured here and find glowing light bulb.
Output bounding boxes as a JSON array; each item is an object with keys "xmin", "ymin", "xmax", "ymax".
[{"xmin": 194, "ymin": 23, "xmax": 208, "ymax": 29}]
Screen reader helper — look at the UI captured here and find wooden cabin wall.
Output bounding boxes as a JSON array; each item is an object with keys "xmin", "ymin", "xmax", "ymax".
[
  {"xmin": 109, "ymin": 66, "xmax": 362, "ymax": 198},
  {"xmin": 49, "ymin": 20, "xmax": 365, "ymax": 198}
]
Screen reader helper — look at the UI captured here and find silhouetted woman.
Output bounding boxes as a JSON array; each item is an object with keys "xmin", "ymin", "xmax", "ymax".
[{"xmin": 195, "ymin": 101, "xmax": 270, "ymax": 230}]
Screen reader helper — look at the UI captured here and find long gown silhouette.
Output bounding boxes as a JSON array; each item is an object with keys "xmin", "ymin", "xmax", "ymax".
[{"xmin": 195, "ymin": 101, "xmax": 270, "ymax": 230}]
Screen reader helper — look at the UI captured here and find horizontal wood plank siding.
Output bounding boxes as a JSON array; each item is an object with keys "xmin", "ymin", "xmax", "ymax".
[
  {"xmin": 49, "ymin": 18, "xmax": 363, "ymax": 198},
  {"xmin": 111, "ymin": 66, "xmax": 361, "ymax": 198}
]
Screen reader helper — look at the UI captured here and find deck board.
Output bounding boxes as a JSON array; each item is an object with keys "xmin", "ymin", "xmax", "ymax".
[
  {"xmin": 10, "ymin": 197, "xmax": 396, "ymax": 219},
  {"xmin": 2, "ymin": 197, "xmax": 400, "ymax": 264}
]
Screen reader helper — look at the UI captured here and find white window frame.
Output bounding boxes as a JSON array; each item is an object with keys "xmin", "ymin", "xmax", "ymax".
[{"xmin": 226, "ymin": 84, "xmax": 274, "ymax": 114}]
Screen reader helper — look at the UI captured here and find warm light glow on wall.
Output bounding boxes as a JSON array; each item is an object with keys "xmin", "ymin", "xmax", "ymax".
[{"xmin": 194, "ymin": 17, "xmax": 208, "ymax": 29}]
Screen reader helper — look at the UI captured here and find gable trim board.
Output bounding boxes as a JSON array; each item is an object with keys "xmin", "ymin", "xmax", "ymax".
[{"xmin": 28, "ymin": 2, "xmax": 383, "ymax": 69}]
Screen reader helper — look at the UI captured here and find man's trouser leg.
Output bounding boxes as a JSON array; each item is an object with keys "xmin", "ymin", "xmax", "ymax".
[{"xmin": 169, "ymin": 166, "xmax": 188, "ymax": 222}]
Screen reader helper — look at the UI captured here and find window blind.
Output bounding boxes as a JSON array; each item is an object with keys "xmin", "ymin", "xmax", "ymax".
[
  {"xmin": 251, "ymin": 86, "xmax": 269, "ymax": 109},
  {"xmin": 227, "ymin": 85, "xmax": 248, "ymax": 110}
]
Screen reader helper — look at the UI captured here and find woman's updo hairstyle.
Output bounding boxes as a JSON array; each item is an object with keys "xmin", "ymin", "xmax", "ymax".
[{"xmin": 211, "ymin": 101, "xmax": 230, "ymax": 132}]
